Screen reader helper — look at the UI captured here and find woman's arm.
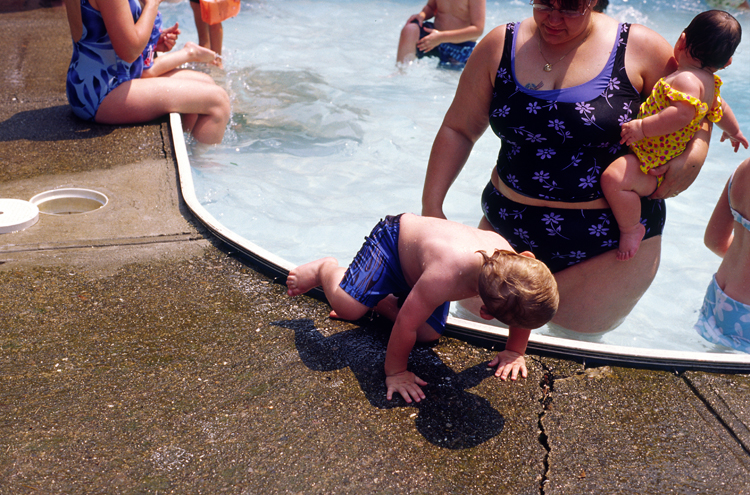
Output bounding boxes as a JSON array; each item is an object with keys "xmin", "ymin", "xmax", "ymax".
[
  {"xmin": 96, "ymin": 0, "xmax": 161, "ymax": 63},
  {"xmin": 421, "ymin": 25, "xmax": 500, "ymax": 218}
]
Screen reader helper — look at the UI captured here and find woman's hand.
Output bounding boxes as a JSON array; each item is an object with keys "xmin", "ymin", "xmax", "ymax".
[{"xmin": 649, "ymin": 121, "xmax": 710, "ymax": 199}]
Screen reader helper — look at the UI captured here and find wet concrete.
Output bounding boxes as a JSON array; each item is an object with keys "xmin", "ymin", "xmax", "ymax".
[{"xmin": 1, "ymin": 3, "xmax": 750, "ymax": 493}]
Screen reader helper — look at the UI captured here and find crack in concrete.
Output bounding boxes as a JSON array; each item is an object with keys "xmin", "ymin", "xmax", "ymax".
[{"xmin": 535, "ymin": 357, "xmax": 554, "ymax": 495}]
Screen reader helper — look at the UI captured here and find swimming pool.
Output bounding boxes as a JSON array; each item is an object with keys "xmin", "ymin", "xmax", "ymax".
[{"xmin": 160, "ymin": 0, "xmax": 750, "ymax": 360}]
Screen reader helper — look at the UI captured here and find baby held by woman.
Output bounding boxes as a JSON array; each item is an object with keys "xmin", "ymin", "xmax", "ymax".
[{"xmin": 601, "ymin": 10, "xmax": 747, "ymax": 261}]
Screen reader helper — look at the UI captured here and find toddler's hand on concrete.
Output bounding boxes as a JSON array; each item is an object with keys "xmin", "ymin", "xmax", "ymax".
[
  {"xmin": 386, "ymin": 371, "xmax": 427, "ymax": 403},
  {"xmin": 490, "ymin": 350, "xmax": 527, "ymax": 381}
]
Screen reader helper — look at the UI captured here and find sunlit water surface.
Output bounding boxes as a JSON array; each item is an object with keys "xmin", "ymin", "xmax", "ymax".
[{"xmin": 159, "ymin": 0, "xmax": 750, "ymax": 353}]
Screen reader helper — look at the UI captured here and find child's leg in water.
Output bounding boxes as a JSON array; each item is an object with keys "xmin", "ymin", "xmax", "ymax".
[
  {"xmin": 600, "ymin": 154, "xmax": 658, "ymax": 261},
  {"xmin": 286, "ymin": 258, "xmax": 370, "ymax": 321}
]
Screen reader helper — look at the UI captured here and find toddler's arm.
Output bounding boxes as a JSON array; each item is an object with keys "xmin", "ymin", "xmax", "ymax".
[
  {"xmin": 489, "ymin": 326, "xmax": 530, "ymax": 381},
  {"xmin": 717, "ymin": 100, "xmax": 749, "ymax": 152}
]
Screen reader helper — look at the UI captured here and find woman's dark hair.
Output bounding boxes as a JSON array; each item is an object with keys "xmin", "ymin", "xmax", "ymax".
[{"xmin": 683, "ymin": 10, "xmax": 742, "ymax": 69}]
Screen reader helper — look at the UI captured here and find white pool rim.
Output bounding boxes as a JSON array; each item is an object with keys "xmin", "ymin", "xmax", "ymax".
[{"xmin": 169, "ymin": 113, "xmax": 750, "ymax": 372}]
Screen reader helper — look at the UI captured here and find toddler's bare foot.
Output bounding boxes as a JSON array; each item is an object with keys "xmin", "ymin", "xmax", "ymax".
[
  {"xmin": 286, "ymin": 257, "xmax": 337, "ymax": 296},
  {"xmin": 184, "ymin": 41, "xmax": 219, "ymax": 64},
  {"xmin": 616, "ymin": 223, "xmax": 646, "ymax": 261}
]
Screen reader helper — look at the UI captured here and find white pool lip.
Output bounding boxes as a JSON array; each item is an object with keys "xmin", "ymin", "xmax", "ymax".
[
  {"xmin": 30, "ymin": 187, "xmax": 108, "ymax": 215},
  {"xmin": 0, "ymin": 198, "xmax": 40, "ymax": 234},
  {"xmin": 169, "ymin": 113, "xmax": 750, "ymax": 372}
]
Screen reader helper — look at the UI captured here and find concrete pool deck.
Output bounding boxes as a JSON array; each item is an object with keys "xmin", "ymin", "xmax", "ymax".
[{"xmin": 2, "ymin": 2, "xmax": 750, "ymax": 493}]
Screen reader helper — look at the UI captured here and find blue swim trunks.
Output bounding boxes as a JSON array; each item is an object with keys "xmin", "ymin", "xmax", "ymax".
[
  {"xmin": 339, "ymin": 214, "xmax": 451, "ymax": 334},
  {"xmin": 694, "ymin": 275, "xmax": 750, "ymax": 353},
  {"xmin": 413, "ymin": 20, "xmax": 476, "ymax": 70}
]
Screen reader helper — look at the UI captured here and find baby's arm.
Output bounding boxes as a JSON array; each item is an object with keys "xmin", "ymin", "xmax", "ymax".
[
  {"xmin": 717, "ymin": 100, "xmax": 749, "ymax": 152},
  {"xmin": 704, "ymin": 177, "xmax": 734, "ymax": 257},
  {"xmin": 141, "ymin": 42, "xmax": 218, "ymax": 78},
  {"xmin": 621, "ymin": 71, "xmax": 703, "ymax": 146},
  {"xmin": 488, "ymin": 326, "xmax": 530, "ymax": 381},
  {"xmin": 621, "ymin": 100, "xmax": 696, "ymax": 146}
]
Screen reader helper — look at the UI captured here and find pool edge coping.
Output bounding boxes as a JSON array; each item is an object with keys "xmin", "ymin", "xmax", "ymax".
[{"xmin": 169, "ymin": 113, "xmax": 750, "ymax": 373}]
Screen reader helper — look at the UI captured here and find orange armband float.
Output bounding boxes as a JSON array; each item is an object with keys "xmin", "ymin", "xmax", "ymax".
[{"xmin": 200, "ymin": 0, "xmax": 241, "ymax": 25}]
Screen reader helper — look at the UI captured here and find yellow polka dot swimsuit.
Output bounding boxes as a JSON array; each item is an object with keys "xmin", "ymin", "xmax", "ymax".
[{"xmin": 631, "ymin": 74, "xmax": 724, "ymax": 184}]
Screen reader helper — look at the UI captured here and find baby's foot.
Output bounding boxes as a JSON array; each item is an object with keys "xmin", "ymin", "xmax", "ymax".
[
  {"xmin": 616, "ymin": 223, "xmax": 646, "ymax": 261},
  {"xmin": 286, "ymin": 257, "xmax": 337, "ymax": 296}
]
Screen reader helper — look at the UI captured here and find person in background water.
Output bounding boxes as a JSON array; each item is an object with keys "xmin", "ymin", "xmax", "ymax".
[
  {"xmin": 601, "ymin": 10, "xmax": 746, "ymax": 261},
  {"xmin": 63, "ymin": 0, "xmax": 230, "ymax": 145},
  {"xmin": 189, "ymin": 0, "xmax": 223, "ymax": 68},
  {"xmin": 396, "ymin": 0, "xmax": 485, "ymax": 70},
  {"xmin": 695, "ymin": 157, "xmax": 750, "ymax": 353}
]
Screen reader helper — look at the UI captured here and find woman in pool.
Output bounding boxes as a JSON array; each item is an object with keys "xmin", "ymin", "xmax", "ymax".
[
  {"xmin": 63, "ymin": 0, "xmax": 230, "ymax": 145},
  {"xmin": 421, "ymin": 0, "xmax": 711, "ymax": 334}
]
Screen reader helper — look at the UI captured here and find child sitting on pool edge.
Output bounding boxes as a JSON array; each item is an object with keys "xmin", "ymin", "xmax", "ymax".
[
  {"xmin": 601, "ymin": 10, "xmax": 748, "ymax": 262},
  {"xmin": 286, "ymin": 213, "xmax": 559, "ymax": 404}
]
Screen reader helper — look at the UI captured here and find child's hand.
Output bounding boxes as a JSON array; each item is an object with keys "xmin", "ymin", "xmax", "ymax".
[
  {"xmin": 720, "ymin": 131, "xmax": 749, "ymax": 153},
  {"xmin": 386, "ymin": 371, "xmax": 428, "ymax": 403},
  {"xmin": 620, "ymin": 119, "xmax": 645, "ymax": 146},
  {"xmin": 156, "ymin": 23, "xmax": 180, "ymax": 53},
  {"xmin": 489, "ymin": 350, "xmax": 527, "ymax": 381}
]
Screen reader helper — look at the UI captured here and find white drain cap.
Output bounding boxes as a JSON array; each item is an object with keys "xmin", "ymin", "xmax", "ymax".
[{"xmin": 0, "ymin": 198, "xmax": 40, "ymax": 234}]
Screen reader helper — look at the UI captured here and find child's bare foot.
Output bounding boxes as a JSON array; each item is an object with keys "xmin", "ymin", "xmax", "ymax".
[
  {"xmin": 286, "ymin": 257, "xmax": 337, "ymax": 296},
  {"xmin": 184, "ymin": 41, "xmax": 219, "ymax": 64},
  {"xmin": 616, "ymin": 223, "xmax": 646, "ymax": 261}
]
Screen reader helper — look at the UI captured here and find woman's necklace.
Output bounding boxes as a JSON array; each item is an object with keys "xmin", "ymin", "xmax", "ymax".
[{"xmin": 537, "ymin": 28, "xmax": 592, "ymax": 72}]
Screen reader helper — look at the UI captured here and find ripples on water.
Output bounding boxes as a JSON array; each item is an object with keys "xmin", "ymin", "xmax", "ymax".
[{"xmin": 160, "ymin": 0, "xmax": 750, "ymax": 352}]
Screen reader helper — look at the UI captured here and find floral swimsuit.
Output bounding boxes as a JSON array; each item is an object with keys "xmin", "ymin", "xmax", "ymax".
[{"xmin": 482, "ymin": 22, "xmax": 665, "ymax": 273}]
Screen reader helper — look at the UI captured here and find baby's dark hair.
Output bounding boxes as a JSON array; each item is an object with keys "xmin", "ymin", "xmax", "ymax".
[
  {"xmin": 683, "ymin": 10, "xmax": 741, "ymax": 69},
  {"xmin": 477, "ymin": 250, "xmax": 559, "ymax": 329}
]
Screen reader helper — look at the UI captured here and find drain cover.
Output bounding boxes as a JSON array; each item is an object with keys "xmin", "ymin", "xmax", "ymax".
[{"xmin": 0, "ymin": 198, "xmax": 39, "ymax": 234}]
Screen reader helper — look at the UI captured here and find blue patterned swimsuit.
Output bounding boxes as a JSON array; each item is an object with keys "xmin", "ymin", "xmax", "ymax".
[
  {"xmin": 66, "ymin": 0, "xmax": 144, "ymax": 121},
  {"xmin": 338, "ymin": 215, "xmax": 451, "ymax": 335},
  {"xmin": 482, "ymin": 22, "xmax": 665, "ymax": 273}
]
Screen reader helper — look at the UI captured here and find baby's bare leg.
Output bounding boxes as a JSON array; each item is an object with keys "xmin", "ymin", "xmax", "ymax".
[
  {"xmin": 287, "ymin": 258, "xmax": 370, "ymax": 321},
  {"xmin": 286, "ymin": 257, "xmax": 338, "ymax": 296},
  {"xmin": 373, "ymin": 295, "xmax": 441, "ymax": 343},
  {"xmin": 601, "ymin": 155, "xmax": 658, "ymax": 261}
]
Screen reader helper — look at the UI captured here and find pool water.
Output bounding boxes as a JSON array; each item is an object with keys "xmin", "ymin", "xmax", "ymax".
[{"xmin": 159, "ymin": 0, "xmax": 750, "ymax": 353}]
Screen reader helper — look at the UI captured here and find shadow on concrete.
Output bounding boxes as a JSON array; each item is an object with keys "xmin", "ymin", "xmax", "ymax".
[
  {"xmin": 1, "ymin": 0, "xmax": 63, "ymax": 13},
  {"xmin": 0, "ymin": 105, "xmax": 117, "ymax": 142},
  {"xmin": 274, "ymin": 318, "xmax": 506, "ymax": 450}
]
